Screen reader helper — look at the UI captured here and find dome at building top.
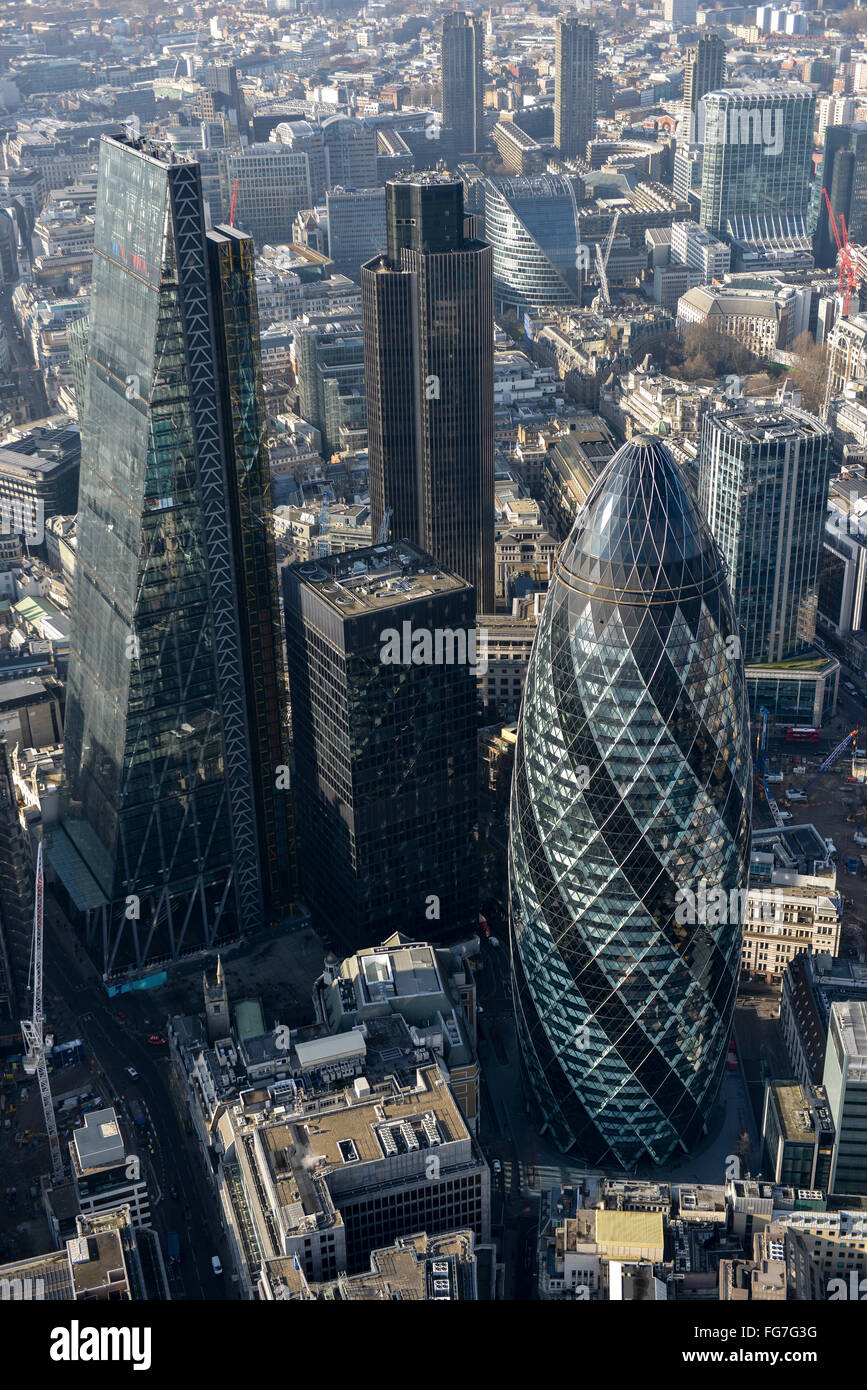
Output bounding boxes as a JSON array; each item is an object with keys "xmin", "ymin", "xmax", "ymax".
[{"xmin": 556, "ymin": 434, "xmax": 727, "ymax": 605}]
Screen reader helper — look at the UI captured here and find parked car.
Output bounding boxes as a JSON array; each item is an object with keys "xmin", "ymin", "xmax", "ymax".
[{"xmin": 125, "ymin": 1067, "xmax": 139, "ymax": 1081}]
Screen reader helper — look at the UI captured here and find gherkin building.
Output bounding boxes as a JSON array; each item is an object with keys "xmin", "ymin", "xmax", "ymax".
[{"xmin": 509, "ymin": 435, "xmax": 751, "ymax": 1170}]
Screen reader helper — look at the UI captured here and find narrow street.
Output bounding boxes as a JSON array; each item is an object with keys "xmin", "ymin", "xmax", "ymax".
[{"xmin": 42, "ymin": 900, "xmax": 232, "ymax": 1299}]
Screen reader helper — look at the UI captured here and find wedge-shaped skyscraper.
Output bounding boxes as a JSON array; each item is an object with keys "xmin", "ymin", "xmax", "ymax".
[
  {"xmin": 510, "ymin": 436, "xmax": 751, "ymax": 1169},
  {"xmin": 59, "ymin": 134, "xmax": 294, "ymax": 975}
]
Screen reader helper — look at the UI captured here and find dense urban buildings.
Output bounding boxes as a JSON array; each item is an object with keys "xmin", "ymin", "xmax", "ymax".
[
  {"xmin": 483, "ymin": 176, "xmax": 581, "ymax": 314},
  {"xmin": 362, "ymin": 174, "xmax": 494, "ymax": 612},
  {"xmin": 4, "ymin": 0, "xmax": 867, "ymax": 1327},
  {"xmin": 812, "ymin": 123, "xmax": 867, "ymax": 269},
  {"xmin": 509, "ymin": 435, "xmax": 752, "ymax": 1168}
]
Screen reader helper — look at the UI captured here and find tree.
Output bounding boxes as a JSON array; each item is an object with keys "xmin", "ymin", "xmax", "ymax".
[
  {"xmin": 646, "ymin": 324, "xmax": 762, "ymax": 382},
  {"xmin": 789, "ymin": 332, "xmax": 829, "ymax": 416}
]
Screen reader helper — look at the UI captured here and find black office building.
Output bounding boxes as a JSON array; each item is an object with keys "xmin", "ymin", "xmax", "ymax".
[
  {"xmin": 362, "ymin": 174, "xmax": 494, "ymax": 613},
  {"xmin": 283, "ymin": 542, "xmax": 479, "ymax": 950}
]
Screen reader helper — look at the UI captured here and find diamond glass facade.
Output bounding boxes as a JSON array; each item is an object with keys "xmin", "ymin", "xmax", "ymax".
[{"xmin": 509, "ymin": 436, "xmax": 752, "ymax": 1169}]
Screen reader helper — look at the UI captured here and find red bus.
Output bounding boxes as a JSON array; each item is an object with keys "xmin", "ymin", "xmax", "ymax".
[{"xmin": 785, "ymin": 727, "xmax": 820, "ymax": 743}]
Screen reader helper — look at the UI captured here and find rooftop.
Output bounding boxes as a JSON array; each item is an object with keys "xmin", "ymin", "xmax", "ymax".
[{"xmin": 289, "ymin": 541, "xmax": 470, "ymax": 616}]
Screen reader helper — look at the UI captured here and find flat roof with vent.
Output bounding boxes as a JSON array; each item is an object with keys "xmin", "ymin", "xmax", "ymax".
[{"xmin": 290, "ymin": 540, "xmax": 470, "ymax": 617}]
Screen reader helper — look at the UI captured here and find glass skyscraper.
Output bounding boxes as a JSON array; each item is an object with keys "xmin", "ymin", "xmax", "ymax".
[
  {"xmin": 699, "ymin": 83, "xmax": 815, "ymax": 239},
  {"xmin": 483, "ymin": 176, "xmax": 580, "ymax": 314},
  {"xmin": 699, "ymin": 408, "xmax": 832, "ymax": 665},
  {"xmin": 510, "ymin": 436, "xmax": 752, "ymax": 1169},
  {"xmin": 58, "ymin": 133, "xmax": 293, "ymax": 976}
]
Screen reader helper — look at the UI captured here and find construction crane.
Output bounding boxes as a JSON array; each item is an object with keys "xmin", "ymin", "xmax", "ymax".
[
  {"xmin": 800, "ymin": 727, "xmax": 860, "ymax": 796},
  {"xmin": 593, "ymin": 209, "xmax": 621, "ymax": 311},
  {"xmin": 755, "ymin": 706, "xmax": 789, "ymax": 822},
  {"xmin": 822, "ymin": 188, "xmax": 859, "ymax": 422},
  {"xmin": 20, "ymin": 842, "xmax": 64, "ymax": 1184},
  {"xmin": 824, "ymin": 188, "xmax": 857, "ymax": 319},
  {"xmin": 377, "ymin": 506, "xmax": 392, "ymax": 546}
]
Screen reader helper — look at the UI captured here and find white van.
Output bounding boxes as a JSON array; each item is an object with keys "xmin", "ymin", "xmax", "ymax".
[{"xmin": 211, "ymin": 1255, "xmax": 223, "ymax": 1276}]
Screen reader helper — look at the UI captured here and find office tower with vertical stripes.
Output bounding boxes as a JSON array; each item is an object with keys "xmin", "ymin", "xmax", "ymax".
[
  {"xmin": 362, "ymin": 174, "xmax": 494, "ymax": 613},
  {"xmin": 441, "ymin": 10, "xmax": 486, "ymax": 157},
  {"xmin": 554, "ymin": 19, "xmax": 598, "ymax": 162},
  {"xmin": 682, "ymin": 32, "xmax": 727, "ymax": 131}
]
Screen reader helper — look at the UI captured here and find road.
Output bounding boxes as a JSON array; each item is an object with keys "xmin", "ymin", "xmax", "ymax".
[
  {"xmin": 0, "ymin": 287, "xmax": 49, "ymax": 422},
  {"xmin": 42, "ymin": 899, "xmax": 232, "ymax": 1300}
]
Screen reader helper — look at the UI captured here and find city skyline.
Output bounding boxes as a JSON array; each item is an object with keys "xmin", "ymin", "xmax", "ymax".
[{"xmin": 0, "ymin": 0, "xmax": 865, "ymax": 1330}]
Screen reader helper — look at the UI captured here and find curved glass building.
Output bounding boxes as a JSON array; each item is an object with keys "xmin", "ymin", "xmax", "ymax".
[
  {"xmin": 509, "ymin": 435, "xmax": 751, "ymax": 1170},
  {"xmin": 483, "ymin": 176, "xmax": 580, "ymax": 314}
]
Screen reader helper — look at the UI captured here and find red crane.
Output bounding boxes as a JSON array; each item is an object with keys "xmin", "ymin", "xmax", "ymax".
[
  {"xmin": 229, "ymin": 175, "xmax": 239, "ymax": 229},
  {"xmin": 824, "ymin": 186, "xmax": 857, "ymax": 317}
]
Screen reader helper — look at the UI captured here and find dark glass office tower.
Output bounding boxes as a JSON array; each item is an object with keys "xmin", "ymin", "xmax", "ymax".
[
  {"xmin": 0, "ymin": 733, "xmax": 32, "ymax": 1022},
  {"xmin": 510, "ymin": 436, "xmax": 751, "ymax": 1169},
  {"xmin": 58, "ymin": 133, "xmax": 292, "ymax": 975},
  {"xmin": 362, "ymin": 174, "xmax": 494, "ymax": 614},
  {"xmin": 554, "ymin": 19, "xmax": 598, "ymax": 162},
  {"xmin": 441, "ymin": 11, "xmax": 485, "ymax": 157},
  {"xmin": 283, "ymin": 542, "xmax": 479, "ymax": 950},
  {"xmin": 812, "ymin": 124, "xmax": 867, "ymax": 269}
]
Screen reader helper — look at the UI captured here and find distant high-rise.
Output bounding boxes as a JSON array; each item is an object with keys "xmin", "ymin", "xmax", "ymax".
[
  {"xmin": 321, "ymin": 115, "xmax": 378, "ymax": 190},
  {"xmin": 681, "ymin": 32, "xmax": 727, "ymax": 136},
  {"xmin": 218, "ymin": 143, "xmax": 311, "ymax": 248},
  {"xmin": 554, "ymin": 19, "xmax": 598, "ymax": 162},
  {"xmin": 509, "ymin": 436, "xmax": 751, "ymax": 1168},
  {"xmin": 362, "ymin": 174, "xmax": 494, "ymax": 613},
  {"xmin": 295, "ymin": 314, "xmax": 366, "ymax": 459},
  {"xmin": 197, "ymin": 64, "xmax": 250, "ymax": 145},
  {"xmin": 812, "ymin": 124, "xmax": 867, "ymax": 269},
  {"xmin": 699, "ymin": 408, "xmax": 832, "ymax": 664},
  {"xmin": 58, "ymin": 134, "xmax": 294, "ymax": 976},
  {"xmin": 699, "ymin": 83, "xmax": 814, "ymax": 239},
  {"xmin": 283, "ymin": 542, "xmax": 479, "ymax": 950},
  {"xmin": 441, "ymin": 11, "xmax": 485, "ymax": 157}
]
